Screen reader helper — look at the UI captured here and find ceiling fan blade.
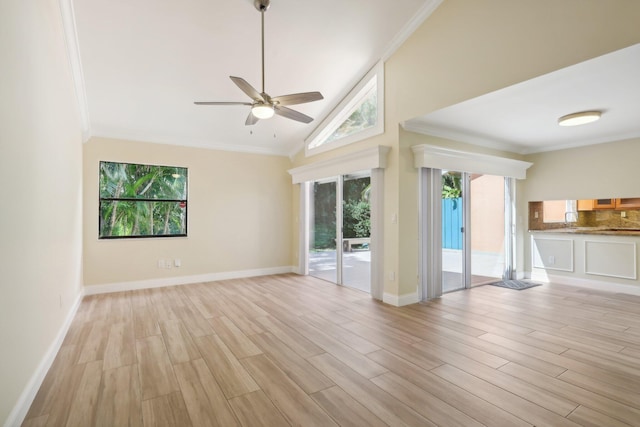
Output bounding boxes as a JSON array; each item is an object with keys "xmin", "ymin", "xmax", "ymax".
[
  {"xmin": 271, "ymin": 91, "xmax": 324, "ymax": 106},
  {"xmin": 274, "ymin": 105, "xmax": 313, "ymax": 124},
  {"xmin": 230, "ymin": 76, "xmax": 264, "ymax": 102},
  {"xmin": 245, "ymin": 111, "xmax": 259, "ymax": 126},
  {"xmin": 194, "ymin": 101, "xmax": 252, "ymax": 106}
]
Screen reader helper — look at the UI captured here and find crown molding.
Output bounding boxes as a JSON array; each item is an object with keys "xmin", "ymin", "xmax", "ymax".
[
  {"xmin": 381, "ymin": 0, "xmax": 444, "ymax": 61},
  {"xmin": 90, "ymin": 127, "xmax": 290, "ymax": 157},
  {"xmin": 58, "ymin": 0, "xmax": 91, "ymax": 142}
]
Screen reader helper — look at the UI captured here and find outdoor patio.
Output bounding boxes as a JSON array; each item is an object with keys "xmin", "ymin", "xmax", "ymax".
[
  {"xmin": 309, "ymin": 249, "xmax": 371, "ymax": 292},
  {"xmin": 309, "ymin": 248, "xmax": 503, "ymax": 295}
]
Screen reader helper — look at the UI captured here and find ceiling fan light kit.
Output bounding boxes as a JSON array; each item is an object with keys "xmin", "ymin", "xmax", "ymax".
[
  {"xmin": 252, "ymin": 103, "xmax": 275, "ymax": 119},
  {"xmin": 194, "ymin": 0, "xmax": 323, "ymax": 125},
  {"xmin": 558, "ymin": 110, "xmax": 602, "ymax": 126}
]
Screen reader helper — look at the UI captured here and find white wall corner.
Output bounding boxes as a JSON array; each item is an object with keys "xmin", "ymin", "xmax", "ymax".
[
  {"xmin": 383, "ymin": 291, "xmax": 420, "ymax": 307},
  {"xmin": 5, "ymin": 288, "xmax": 84, "ymax": 427}
]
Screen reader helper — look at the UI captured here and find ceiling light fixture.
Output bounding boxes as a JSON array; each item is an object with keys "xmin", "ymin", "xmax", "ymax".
[
  {"xmin": 558, "ymin": 111, "xmax": 601, "ymax": 127},
  {"xmin": 251, "ymin": 103, "xmax": 275, "ymax": 119}
]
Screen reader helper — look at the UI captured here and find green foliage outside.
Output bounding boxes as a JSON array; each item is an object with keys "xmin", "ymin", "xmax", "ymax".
[
  {"xmin": 99, "ymin": 162, "xmax": 187, "ymax": 238},
  {"xmin": 313, "ymin": 176, "xmax": 371, "ymax": 250},
  {"xmin": 442, "ymin": 171, "xmax": 462, "ymax": 199},
  {"xmin": 343, "ymin": 200, "xmax": 370, "ymax": 238}
]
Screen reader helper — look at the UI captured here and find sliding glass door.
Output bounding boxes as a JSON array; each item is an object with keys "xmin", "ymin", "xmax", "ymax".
[
  {"xmin": 439, "ymin": 170, "xmax": 510, "ymax": 293},
  {"xmin": 308, "ymin": 179, "xmax": 338, "ymax": 284},
  {"xmin": 342, "ymin": 174, "xmax": 371, "ymax": 292},
  {"xmin": 469, "ymin": 173, "xmax": 506, "ymax": 286},
  {"xmin": 308, "ymin": 173, "xmax": 371, "ymax": 293},
  {"xmin": 441, "ymin": 171, "xmax": 465, "ymax": 292}
]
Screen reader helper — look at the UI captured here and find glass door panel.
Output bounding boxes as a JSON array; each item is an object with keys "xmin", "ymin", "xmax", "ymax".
[
  {"xmin": 309, "ymin": 179, "xmax": 337, "ymax": 283},
  {"xmin": 442, "ymin": 171, "xmax": 465, "ymax": 293},
  {"xmin": 342, "ymin": 173, "xmax": 371, "ymax": 292},
  {"xmin": 470, "ymin": 174, "xmax": 505, "ymax": 286}
]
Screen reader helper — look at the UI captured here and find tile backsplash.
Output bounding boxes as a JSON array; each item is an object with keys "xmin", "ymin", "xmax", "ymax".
[{"xmin": 529, "ymin": 201, "xmax": 640, "ymax": 230}]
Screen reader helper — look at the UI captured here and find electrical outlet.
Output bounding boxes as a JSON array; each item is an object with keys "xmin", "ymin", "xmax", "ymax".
[
  {"xmin": 621, "ymin": 211, "xmax": 627, "ymax": 218},
  {"xmin": 534, "ymin": 211, "xmax": 539, "ymax": 219},
  {"xmin": 158, "ymin": 259, "xmax": 165, "ymax": 268},
  {"xmin": 548, "ymin": 255, "xmax": 555, "ymax": 265},
  {"xmin": 389, "ymin": 271, "xmax": 395, "ymax": 281},
  {"xmin": 174, "ymin": 259, "xmax": 181, "ymax": 267}
]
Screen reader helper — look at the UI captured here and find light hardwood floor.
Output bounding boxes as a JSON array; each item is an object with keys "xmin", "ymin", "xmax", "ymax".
[{"xmin": 23, "ymin": 274, "xmax": 640, "ymax": 426}]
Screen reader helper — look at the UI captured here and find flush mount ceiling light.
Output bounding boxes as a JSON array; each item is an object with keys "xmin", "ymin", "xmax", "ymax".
[{"xmin": 558, "ymin": 111, "xmax": 602, "ymax": 126}]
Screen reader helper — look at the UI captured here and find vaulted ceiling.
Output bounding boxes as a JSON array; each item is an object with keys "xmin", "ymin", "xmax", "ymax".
[{"xmin": 72, "ymin": 0, "xmax": 438, "ymax": 156}]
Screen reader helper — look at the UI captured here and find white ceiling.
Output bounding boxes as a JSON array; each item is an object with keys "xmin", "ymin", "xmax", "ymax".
[
  {"xmin": 72, "ymin": 0, "xmax": 437, "ymax": 156},
  {"xmin": 404, "ymin": 43, "xmax": 640, "ymax": 155}
]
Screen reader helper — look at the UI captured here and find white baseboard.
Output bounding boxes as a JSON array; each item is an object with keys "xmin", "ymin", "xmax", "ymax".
[
  {"xmin": 84, "ymin": 266, "xmax": 296, "ymax": 295},
  {"xmin": 4, "ymin": 289, "xmax": 84, "ymax": 427},
  {"xmin": 383, "ymin": 291, "xmax": 420, "ymax": 307},
  {"xmin": 529, "ymin": 271, "xmax": 640, "ymax": 296}
]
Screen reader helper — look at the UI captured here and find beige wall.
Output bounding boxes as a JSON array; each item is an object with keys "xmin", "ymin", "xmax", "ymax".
[
  {"xmin": 291, "ymin": 0, "xmax": 640, "ymax": 298},
  {"xmin": 522, "ymin": 137, "xmax": 640, "ymax": 201},
  {"xmin": 83, "ymin": 138, "xmax": 293, "ymax": 287},
  {"xmin": 0, "ymin": 0, "xmax": 84, "ymax": 424}
]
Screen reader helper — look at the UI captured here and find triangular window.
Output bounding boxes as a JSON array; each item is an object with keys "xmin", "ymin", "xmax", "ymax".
[{"xmin": 306, "ymin": 63, "xmax": 383, "ymax": 155}]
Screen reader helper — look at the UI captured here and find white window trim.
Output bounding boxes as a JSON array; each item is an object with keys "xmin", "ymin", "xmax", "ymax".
[{"xmin": 305, "ymin": 62, "xmax": 384, "ymax": 157}]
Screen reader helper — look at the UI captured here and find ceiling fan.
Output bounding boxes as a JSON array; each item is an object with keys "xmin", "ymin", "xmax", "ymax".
[{"xmin": 194, "ymin": 0, "xmax": 323, "ymax": 126}]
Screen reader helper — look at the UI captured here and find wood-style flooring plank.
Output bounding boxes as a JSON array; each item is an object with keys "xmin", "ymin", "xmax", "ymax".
[
  {"xmin": 141, "ymin": 391, "xmax": 192, "ymax": 427},
  {"xmin": 567, "ymin": 405, "xmax": 633, "ymax": 427},
  {"xmin": 241, "ymin": 354, "xmax": 339, "ymax": 426},
  {"xmin": 193, "ymin": 334, "xmax": 260, "ymax": 399},
  {"xmin": 371, "ymin": 372, "xmax": 485, "ymax": 427},
  {"xmin": 432, "ymin": 364, "xmax": 582, "ymax": 427},
  {"xmin": 136, "ymin": 335, "xmax": 180, "ymax": 401},
  {"xmin": 159, "ymin": 319, "xmax": 201, "ymax": 365},
  {"xmin": 174, "ymin": 359, "xmax": 239, "ymax": 427},
  {"xmin": 250, "ymin": 332, "xmax": 334, "ymax": 394},
  {"xmin": 64, "ymin": 360, "xmax": 103, "ymax": 427},
  {"xmin": 103, "ymin": 321, "xmax": 136, "ymax": 371},
  {"xmin": 208, "ymin": 316, "xmax": 262, "ymax": 359},
  {"xmin": 499, "ymin": 362, "xmax": 640, "ymax": 425},
  {"xmin": 94, "ymin": 364, "xmax": 143, "ymax": 427},
  {"xmin": 228, "ymin": 390, "xmax": 290, "ymax": 427},
  {"xmin": 367, "ymin": 349, "xmax": 531, "ymax": 427},
  {"xmin": 309, "ymin": 352, "xmax": 434, "ymax": 426},
  {"xmin": 310, "ymin": 386, "xmax": 387, "ymax": 427}
]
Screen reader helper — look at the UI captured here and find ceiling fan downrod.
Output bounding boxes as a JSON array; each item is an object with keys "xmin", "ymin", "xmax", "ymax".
[{"xmin": 255, "ymin": 0, "xmax": 270, "ymax": 94}]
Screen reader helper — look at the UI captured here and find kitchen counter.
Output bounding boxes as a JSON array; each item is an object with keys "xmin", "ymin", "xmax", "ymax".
[{"xmin": 530, "ymin": 227, "xmax": 640, "ymax": 236}]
